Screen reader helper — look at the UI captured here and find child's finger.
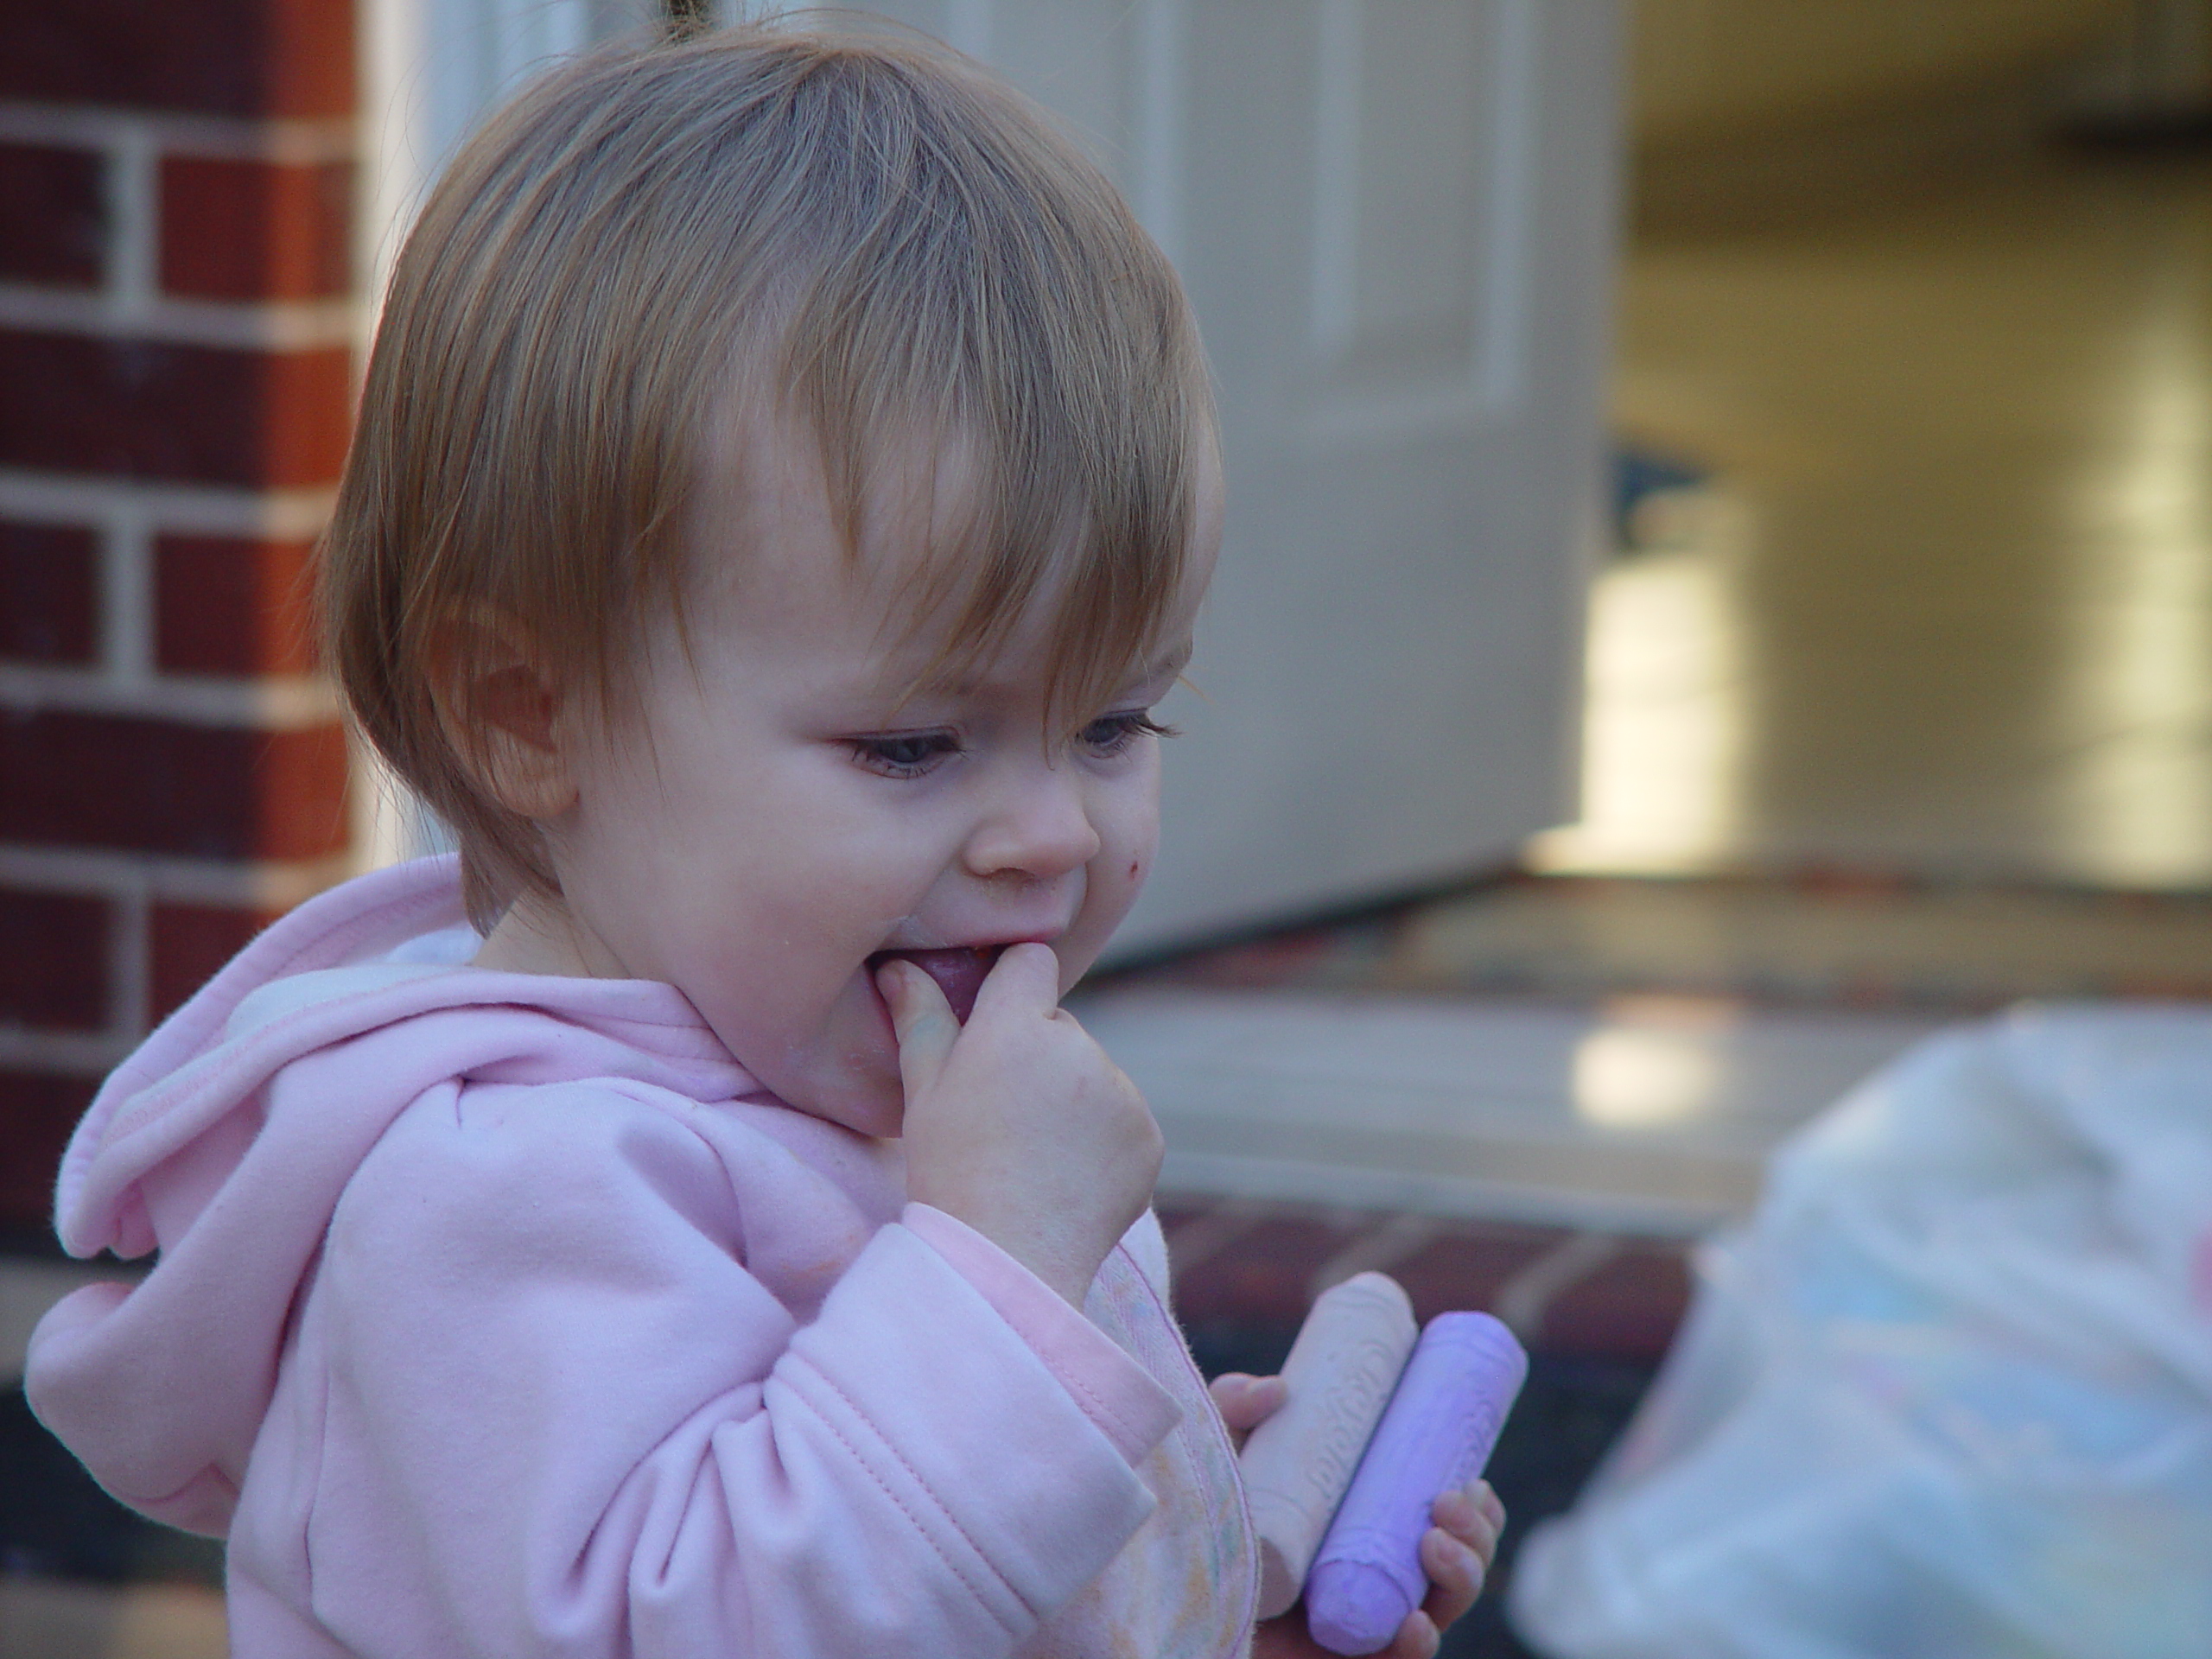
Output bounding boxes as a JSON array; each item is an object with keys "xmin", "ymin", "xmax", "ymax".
[
  {"xmin": 967, "ymin": 941, "xmax": 1062, "ymax": 1022},
  {"xmin": 1416, "ymin": 1524, "xmax": 1488, "ymax": 1633},
  {"xmin": 875, "ymin": 960, "xmax": 959, "ymax": 1097},
  {"xmin": 1433, "ymin": 1481, "xmax": 1504, "ymax": 1567},
  {"xmin": 1471, "ymin": 1478, "xmax": 1506, "ymax": 1534},
  {"xmin": 1382, "ymin": 1608, "xmax": 1441, "ymax": 1659},
  {"xmin": 1207, "ymin": 1372, "xmax": 1287, "ymax": 1437}
]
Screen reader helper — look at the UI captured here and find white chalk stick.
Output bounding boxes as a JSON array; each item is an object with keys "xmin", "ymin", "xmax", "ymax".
[{"xmin": 1236, "ymin": 1272, "xmax": 1419, "ymax": 1618}]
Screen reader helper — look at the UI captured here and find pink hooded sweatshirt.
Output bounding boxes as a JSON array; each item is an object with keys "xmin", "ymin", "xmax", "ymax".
[{"xmin": 25, "ymin": 856, "xmax": 1256, "ymax": 1657}]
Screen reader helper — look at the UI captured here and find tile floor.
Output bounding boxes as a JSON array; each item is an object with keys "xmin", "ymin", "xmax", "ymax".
[
  {"xmin": 1116, "ymin": 861, "xmax": 2212, "ymax": 1007},
  {"xmin": 1078, "ymin": 984, "xmax": 1942, "ymax": 1234}
]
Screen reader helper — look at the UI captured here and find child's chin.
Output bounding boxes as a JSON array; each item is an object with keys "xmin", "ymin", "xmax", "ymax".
[
  {"xmin": 831, "ymin": 1087, "xmax": 906, "ymax": 1141},
  {"xmin": 782, "ymin": 1058, "xmax": 906, "ymax": 1141}
]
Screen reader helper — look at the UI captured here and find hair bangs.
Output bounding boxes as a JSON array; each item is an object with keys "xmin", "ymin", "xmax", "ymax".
[{"xmin": 769, "ymin": 47, "xmax": 1208, "ymax": 724}]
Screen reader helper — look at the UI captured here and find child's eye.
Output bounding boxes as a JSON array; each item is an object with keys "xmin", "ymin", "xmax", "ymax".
[
  {"xmin": 1080, "ymin": 711, "xmax": 1178, "ymax": 756},
  {"xmin": 849, "ymin": 731, "xmax": 962, "ymax": 777}
]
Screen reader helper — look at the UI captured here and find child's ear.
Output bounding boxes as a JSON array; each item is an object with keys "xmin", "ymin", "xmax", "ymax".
[{"xmin": 425, "ymin": 608, "xmax": 578, "ymax": 822}]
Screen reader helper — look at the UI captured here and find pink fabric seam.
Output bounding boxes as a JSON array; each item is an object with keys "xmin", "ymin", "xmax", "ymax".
[{"xmin": 902, "ymin": 1205, "xmax": 1178, "ymax": 1464}]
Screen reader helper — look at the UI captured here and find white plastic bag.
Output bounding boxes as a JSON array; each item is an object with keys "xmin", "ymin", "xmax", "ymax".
[{"xmin": 1510, "ymin": 1003, "xmax": 2212, "ymax": 1659}]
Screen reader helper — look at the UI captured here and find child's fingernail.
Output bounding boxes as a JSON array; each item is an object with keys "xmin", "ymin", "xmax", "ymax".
[{"xmin": 1428, "ymin": 1536, "xmax": 1478, "ymax": 1588}]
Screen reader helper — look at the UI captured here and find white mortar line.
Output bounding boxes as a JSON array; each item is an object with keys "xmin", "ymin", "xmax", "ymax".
[
  {"xmin": 0, "ymin": 844, "xmax": 355, "ymax": 908},
  {"xmin": 105, "ymin": 119, "xmax": 157, "ymax": 324},
  {"xmin": 0, "ymin": 1027, "xmax": 132, "ymax": 1072},
  {"xmin": 0, "ymin": 102, "xmax": 355, "ymax": 163},
  {"xmin": 0, "ymin": 664, "xmax": 340, "ymax": 727},
  {"xmin": 1307, "ymin": 1212, "xmax": 1443, "ymax": 1300},
  {"xmin": 0, "ymin": 471, "xmax": 336, "ymax": 539},
  {"xmin": 102, "ymin": 502, "xmax": 154, "ymax": 685},
  {"xmin": 1491, "ymin": 1231, "xmax": 1621, "ymax": 1341},
  {"xmin": 111, "ymin": 869, "xmax": 153, "ymax": 1039},
  {"xmin": 0, "ymin": 283, "xmax": 361, "ymax": 349}
]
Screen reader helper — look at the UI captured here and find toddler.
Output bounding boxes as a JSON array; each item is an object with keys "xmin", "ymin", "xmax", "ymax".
[{"xmin": 27, "ymin": 25, "xmax": 1501, "ymax": 1658}]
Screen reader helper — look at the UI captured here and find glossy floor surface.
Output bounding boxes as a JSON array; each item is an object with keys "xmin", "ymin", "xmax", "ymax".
[
  {"xmin": 1082, "ymin": 986, "xmax": 1941, "ymax": 1234},
  {"xmin": 1541, "ymin": 140, "xmax": 2212, "ymax": 889}
]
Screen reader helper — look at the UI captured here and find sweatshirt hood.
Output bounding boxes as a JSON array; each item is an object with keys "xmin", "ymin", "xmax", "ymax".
[{"xmin": 25, "ymin": 855, "xmax": 755, "ymax": 1534}]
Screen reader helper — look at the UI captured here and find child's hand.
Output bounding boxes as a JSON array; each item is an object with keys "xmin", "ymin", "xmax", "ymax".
[
  {"xmin": 1249, "ymin": 1481, "xmax": 1504, "ymax": 1659},
  {"xmin": 1213, "ymin": 1371, "xmax": 1507, "ymax": 1659},
  {"xmin": 882, "ymin": 944, "xmax": 1163, "ymax": 1306}
]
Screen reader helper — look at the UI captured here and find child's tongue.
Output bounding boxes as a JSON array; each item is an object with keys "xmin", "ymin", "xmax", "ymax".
[{"xmin": 875, "ymin": 946, "xmax": 999, "ymax": 1024}]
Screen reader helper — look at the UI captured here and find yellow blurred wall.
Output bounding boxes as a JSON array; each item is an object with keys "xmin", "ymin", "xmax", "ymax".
[{"xmin": 1631, "ymin": 0, "xmax": 2133, "ymax": 144}]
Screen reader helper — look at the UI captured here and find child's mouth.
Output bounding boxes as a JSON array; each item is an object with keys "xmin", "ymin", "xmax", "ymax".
[{"xmin": 868, "ymin": 945, "xmax": 1006, "ymax": 1025}]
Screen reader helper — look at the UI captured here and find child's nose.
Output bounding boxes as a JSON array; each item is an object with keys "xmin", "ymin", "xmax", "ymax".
[{"xmin": 963, "ymin": 769, "xmax": 1103, "ymax": 881}]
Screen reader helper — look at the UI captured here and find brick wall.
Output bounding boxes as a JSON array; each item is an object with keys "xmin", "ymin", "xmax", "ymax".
[{"xmin": 0, "ymin": 0, "xmax": 359, "ymax": 1243}]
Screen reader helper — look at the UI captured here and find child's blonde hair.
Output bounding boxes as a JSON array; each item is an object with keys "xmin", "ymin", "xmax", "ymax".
[{"xmin": 321, "ymin": 23, "xmax": 1212, "ymax": 930}]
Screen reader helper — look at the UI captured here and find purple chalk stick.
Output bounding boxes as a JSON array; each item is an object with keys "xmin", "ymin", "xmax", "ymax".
[{"xmin": 1304, "ymin": 1313, "xmax": 1528, "ymax": 1656}]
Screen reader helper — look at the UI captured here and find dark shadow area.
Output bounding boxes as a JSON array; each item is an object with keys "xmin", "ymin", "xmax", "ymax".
[{"xmin": 0, "ymin": 1379, "xmax": 222, "ymax": 1588}]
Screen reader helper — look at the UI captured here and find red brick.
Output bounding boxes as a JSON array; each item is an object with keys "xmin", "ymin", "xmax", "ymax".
[
  {"xmin": 0, "ymin": 0, "xmax": 355, "ymax": 119},
  {"xmin": 0, "ymin": 1068, "xmax": 92, "ymax": 1232},
  {"xmin": 1394, "ymin": 1224, "xmax": 1570, "ymax": 1324},
  {"xmin": 0, "ymin": 887, "xmax": 109, "ymax": 1030},
  {"xmin": 156, "ymin": 535, "xmax": 316, "ymax": 676},
  {"xmin": 0, "ymin": 330, "xmax": 351, "ymax": 488},
  {"xmin": 1537, "ymin": 1244, "xmax": 1693, "ymax": 1360},
  {"xmin": 1168, "ymin": 1215, "xmax": 1367, "ymax": 1325},
  {"xmin": 0, "ymin": 142, "xmax": 104, "ymax": 287},
  {"xmin": 0, "ymin": 520, "xmax": 99, "ymax": 664},
  {"xmin": 151, "ymin": 901, "xmax": 278, "ymax": 1019},
  {"xmin": 0, "ymin": 709, "xmax": 349, "ymax": 860},
  {"xmin": 161, "ymin": 156, "xmax": 353, "ymax": 302}
]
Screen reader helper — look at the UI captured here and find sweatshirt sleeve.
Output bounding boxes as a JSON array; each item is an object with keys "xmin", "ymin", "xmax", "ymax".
[
  {"xmin": 280, "ymin": 1080, "xmax": 1178, "ymax": 1659},
  {"xmin": 903, "ymin": 1202, "xmax": 1179, "ymax": 1466}
]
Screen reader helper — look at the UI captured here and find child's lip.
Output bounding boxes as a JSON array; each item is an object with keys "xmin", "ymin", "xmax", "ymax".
[{"xmin": 867, "ymin": 944, "xmax": 1009, "ymax": 1024}]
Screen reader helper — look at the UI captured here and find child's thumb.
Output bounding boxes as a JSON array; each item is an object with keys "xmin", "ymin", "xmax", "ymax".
[
  {"xmin": 876, "ymin": 960, "xmax": 959, "ymax": 1101},
  {"xmin": 1209, "ymin": 1372, "xmax": 1288, "ymax": 1433}
]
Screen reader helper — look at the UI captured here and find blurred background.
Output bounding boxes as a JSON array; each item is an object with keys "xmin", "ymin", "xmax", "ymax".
[{"xmin": 1, "ymin": 1, "xmax": 2208, "ymax": 1655}]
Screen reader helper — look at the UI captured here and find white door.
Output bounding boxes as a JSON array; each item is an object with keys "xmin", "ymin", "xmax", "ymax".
[{"xmin": 854, "ymin": 0, "xmax": 1628, "ymax": 956}]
